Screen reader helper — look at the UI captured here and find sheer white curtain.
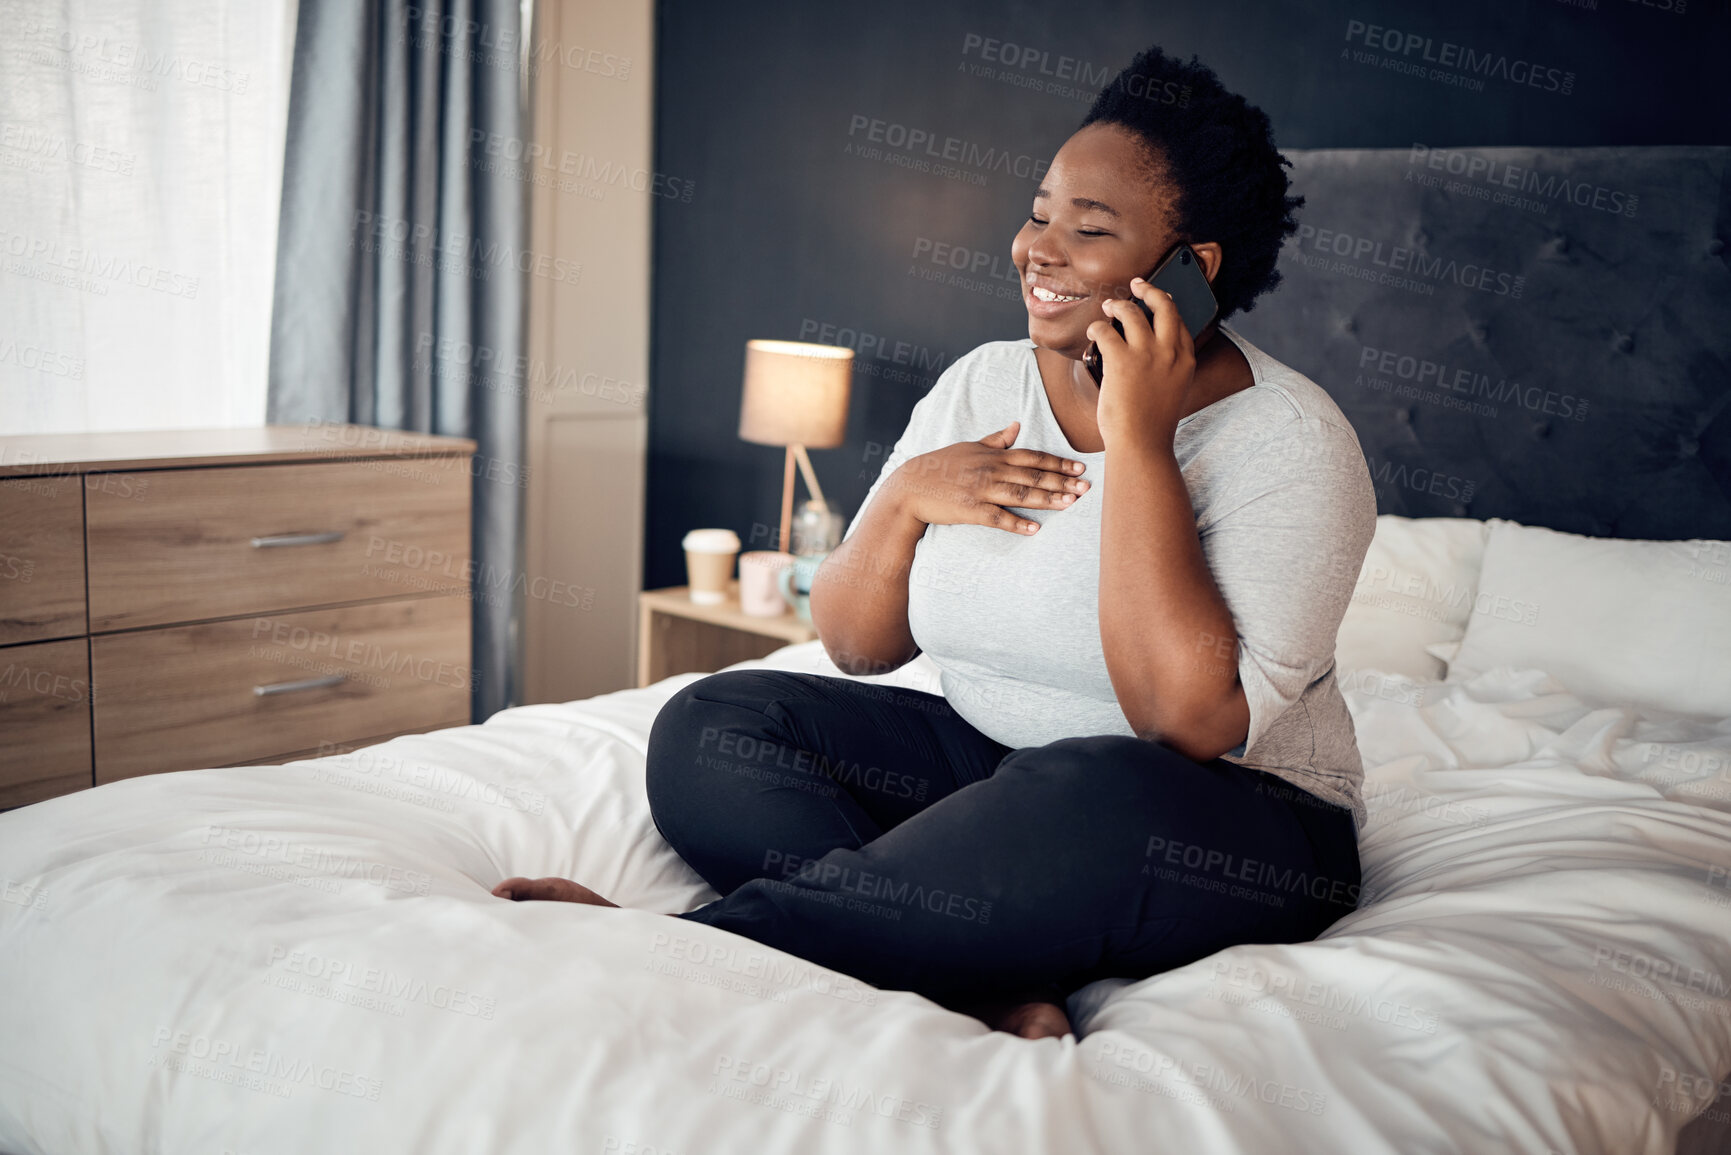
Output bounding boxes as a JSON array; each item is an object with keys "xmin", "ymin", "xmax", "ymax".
[{"xmin": 0, "ymin": 0, "xmax": 297, "ymax": 435}]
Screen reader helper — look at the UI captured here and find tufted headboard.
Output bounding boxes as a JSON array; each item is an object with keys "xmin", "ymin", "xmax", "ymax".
[{"xmin": 1227, "ymin": 146, "xmax": 1731, "ymax": 541}]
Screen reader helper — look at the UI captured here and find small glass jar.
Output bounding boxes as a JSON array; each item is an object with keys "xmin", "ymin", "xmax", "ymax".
[{"xmin": 790, "ymin": 499, "xmax": 845, "ymax": 557}]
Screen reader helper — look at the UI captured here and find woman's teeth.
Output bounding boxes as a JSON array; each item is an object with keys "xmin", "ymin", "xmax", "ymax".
[{"xmin": 1032, "ymin": 287, "xmax": 1084, "ymax": 302}]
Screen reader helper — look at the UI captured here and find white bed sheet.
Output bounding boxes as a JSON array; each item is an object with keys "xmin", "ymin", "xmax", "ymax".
[{"xmin": 2, "ymin": 642, "xmax": 1729, "ymax": 1155}]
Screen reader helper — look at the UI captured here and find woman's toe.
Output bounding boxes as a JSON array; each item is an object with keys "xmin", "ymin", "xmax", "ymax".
[
  {"xmin": 492, "ymin": 876, "xmax": 616, "ymax": 905},
  {"xmin": 493, "ymin": 876, "xmax": 569, "ymax": 901}
]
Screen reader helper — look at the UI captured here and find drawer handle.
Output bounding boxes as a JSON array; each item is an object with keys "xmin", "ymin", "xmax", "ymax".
[
  {"xmin": 254, "ymin": 674, "xmax": 348, "ymax": 697},
  {"xmin": 251, "ymin": 531, "xmax": 345, "ymax": 549}
]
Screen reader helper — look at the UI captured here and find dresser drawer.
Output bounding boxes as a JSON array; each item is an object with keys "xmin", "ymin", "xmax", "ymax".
[
  {"xmin": 85, "ymin": 457, "xmax": 471, "ymax": 632},
  {"xmin": 91, "ymin": 596, "xmax": 471, "ymax": 782},
  {"xmin": 0, "ymin": 475, "xmax": 87, "ymax": 646},
  {"xmin": 0, "ymin": 638, "xmax": 93, "ymax": 807}
]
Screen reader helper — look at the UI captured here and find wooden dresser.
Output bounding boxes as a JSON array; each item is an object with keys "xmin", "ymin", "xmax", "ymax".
[{"xmin": 0, "ymin": 425, "xmax": 477, "ymax": 809}]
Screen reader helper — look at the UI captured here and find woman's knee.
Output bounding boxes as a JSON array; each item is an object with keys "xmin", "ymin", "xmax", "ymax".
[
  {"xmin": 646, "ymin": 678, "xmax": 726, "ymax": 832},
  {"xmin": 644, "ymin": 670, "xmax": 803, "ymax": 835},
  {"xmin": 646, "ymin": 669, "xmax": 827, "ymax": 774},
  {"xmin": 648, "ymin": 673, "xmax": 756, "ymax": 777}
]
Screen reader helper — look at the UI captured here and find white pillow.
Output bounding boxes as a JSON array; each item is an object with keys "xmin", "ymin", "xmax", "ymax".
[
  {"xmin": 1422, "ymin": 640, "xmax": 1461, "ymax": 666},
  {"xmin": 1447, "ymin": 519, "xmax": 1731, "ymax": 718},
  {"xmin": 1335, "ymin": 516, "xmax": 1491, "ymax": 680}
]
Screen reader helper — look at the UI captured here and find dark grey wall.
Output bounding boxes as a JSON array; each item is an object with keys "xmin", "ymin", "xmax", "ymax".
[{"xmin": 648, "ymin": 0, "xmax": 1731, "ymax": 588}]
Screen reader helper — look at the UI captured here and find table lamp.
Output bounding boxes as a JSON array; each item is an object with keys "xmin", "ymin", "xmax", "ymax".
[{"xmin": 737, "ymin": 339, "xmax": 853, "ymax": 554}]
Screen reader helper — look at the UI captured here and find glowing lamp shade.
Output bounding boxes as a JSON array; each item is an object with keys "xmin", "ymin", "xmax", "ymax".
[
  {"xmin": 737, "ymin": 339, "xmax": 853, "ymax": 554},
  {"xmin": 738, "ymin": 340, "xmax": 852, "ymax": 448}
]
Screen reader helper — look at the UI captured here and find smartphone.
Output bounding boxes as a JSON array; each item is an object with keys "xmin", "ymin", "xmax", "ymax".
[{"xmin": 1082, "ymin": 243, "xmax": 1220, "ymax": 385}]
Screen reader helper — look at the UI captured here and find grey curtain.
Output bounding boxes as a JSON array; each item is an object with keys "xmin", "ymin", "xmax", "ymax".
[{"xmin": 267, "ymin": 0, "xmax": 528, "ymax": 722}]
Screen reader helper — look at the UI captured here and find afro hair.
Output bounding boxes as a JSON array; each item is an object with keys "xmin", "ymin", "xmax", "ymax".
[{"xmin": 1079, "ymin": 45, "xmax": 1303, "ymax": 322}]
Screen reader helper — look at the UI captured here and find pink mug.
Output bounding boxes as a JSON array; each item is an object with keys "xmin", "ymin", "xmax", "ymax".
[{"xmin": 738, "ymin": 551, "xmax": 795, "ymax": 616}]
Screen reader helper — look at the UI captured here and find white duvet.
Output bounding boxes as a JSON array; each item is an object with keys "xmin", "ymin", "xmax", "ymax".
[{"xmin": 2, "ymin": 642, "xmax": 1729, "ymax": 1155}]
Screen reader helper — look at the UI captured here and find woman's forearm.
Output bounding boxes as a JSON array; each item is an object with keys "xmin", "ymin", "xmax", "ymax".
[
  {"xmin": 808, "ymin": 473, "xmax": 927, "ymax": 676},
  {"xmin": 1098, "ymin": 438, "xmax": 1250, "ymax": 760}
]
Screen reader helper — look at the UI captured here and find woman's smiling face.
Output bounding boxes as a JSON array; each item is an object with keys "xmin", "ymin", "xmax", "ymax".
[{"xmin": 1012, "ymin": 123, "xmax": 1181, "ymax": 361}]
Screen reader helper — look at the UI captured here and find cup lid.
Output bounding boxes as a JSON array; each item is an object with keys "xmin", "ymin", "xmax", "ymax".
[{"xmin": 683, "ymin": 528, "xmax": 741, "ymax": 552}]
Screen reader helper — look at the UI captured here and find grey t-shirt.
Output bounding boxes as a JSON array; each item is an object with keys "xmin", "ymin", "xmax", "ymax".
[{"xmin": 841, "ymin": 324, "xmax": 1376, "ymax": 829}]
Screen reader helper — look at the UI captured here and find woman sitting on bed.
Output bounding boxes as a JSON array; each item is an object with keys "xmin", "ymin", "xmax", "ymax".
[{"xmin": 495, "ymin": 43, "xmax": 1376, "ymax": 1041}]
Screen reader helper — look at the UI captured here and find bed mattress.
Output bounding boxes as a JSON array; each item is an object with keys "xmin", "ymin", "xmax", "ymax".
[{"xmin": 2, "ymin": 642, "xmax": 1728, "ymax": 1154}]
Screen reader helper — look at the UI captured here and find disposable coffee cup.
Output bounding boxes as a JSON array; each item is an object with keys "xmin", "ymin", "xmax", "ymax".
[{"xmin": 682, "ymin": 528, "xmax": 740, "ymax": 605}]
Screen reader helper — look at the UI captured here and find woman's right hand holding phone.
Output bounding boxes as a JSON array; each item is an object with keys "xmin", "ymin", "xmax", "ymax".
[{"xmin": 888, "ymin": 421, "xmax": 1089, "ymax": 536}]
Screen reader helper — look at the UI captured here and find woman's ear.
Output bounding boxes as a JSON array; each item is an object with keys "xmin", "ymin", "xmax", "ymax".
[{"xmin": 1189, "ymin": 242, "xmax": 1224, "ymax": 284}]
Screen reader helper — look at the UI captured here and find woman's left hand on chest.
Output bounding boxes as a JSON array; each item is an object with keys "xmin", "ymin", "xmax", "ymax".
[{"xmin": 1087, "ymin": 277, "xmax": 1193, "ymax": 448}]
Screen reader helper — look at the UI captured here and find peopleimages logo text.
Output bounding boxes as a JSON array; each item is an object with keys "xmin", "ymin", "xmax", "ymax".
[
  {"xmin": 1408, "ymin": 144, "xmax": 1638, "ymax": 218},
  {"xmin": 845, "ymin": 114, "xmax": 1049, "ymax": 181},
  {"xmin": 1293, "ymin": 224, "xmax": 1524, "ymax": 298},
  {"xmin": 1358, "ymin": 344, "xmax": 1590, "ymax": 421},
  {"xmin": 1343, "ymin": 19, "xmax": 1574, "ymax": 94}
]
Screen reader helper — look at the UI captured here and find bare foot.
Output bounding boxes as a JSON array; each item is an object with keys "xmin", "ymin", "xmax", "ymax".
[
  {"xmin": 955, "ymin": 994, "xmax": 1073, "ymax": 1039},
  {"xmin": 492, "ymin": 876, "xmax": 619, "ymax": 906}
]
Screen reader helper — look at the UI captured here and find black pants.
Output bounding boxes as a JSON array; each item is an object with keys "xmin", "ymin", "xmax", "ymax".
[{"xmin": 645, "ymin": 669, "xmax": 1361, "ymax": 1008}]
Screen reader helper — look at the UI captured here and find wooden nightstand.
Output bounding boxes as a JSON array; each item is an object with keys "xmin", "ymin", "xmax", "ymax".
[{"xmin": 637, "ymin": 581, "xmax": 817, "ymax": 688}]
